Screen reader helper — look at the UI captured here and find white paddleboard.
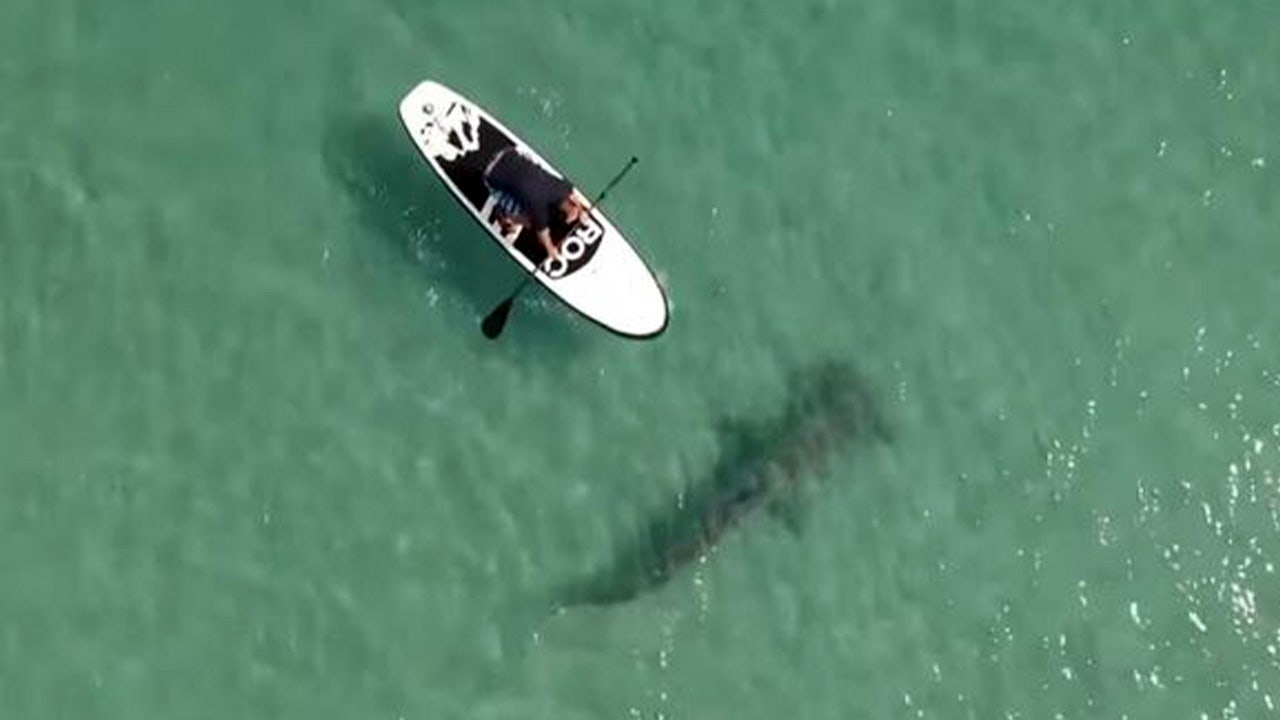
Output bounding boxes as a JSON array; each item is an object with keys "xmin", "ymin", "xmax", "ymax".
[{"xmin": 398, "ymin": 80, "xmax": 668, "ymax": 339}]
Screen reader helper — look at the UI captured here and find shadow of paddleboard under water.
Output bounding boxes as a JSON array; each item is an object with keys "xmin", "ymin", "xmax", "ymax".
[
  {"xmin": 555, "ymin": 360, "xmax": 892, "ymax": 607},
  {"xmin": 321, "ymin": 112, "xmax": 589, "ymax": 355}
]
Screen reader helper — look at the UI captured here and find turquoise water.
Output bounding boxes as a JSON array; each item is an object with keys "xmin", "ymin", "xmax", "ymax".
[{"xmin": 2, "ymin": 0, "xmax": 1278, "ymax": 717}]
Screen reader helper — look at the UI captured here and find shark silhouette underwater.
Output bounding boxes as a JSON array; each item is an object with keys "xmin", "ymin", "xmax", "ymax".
[{"xmin": 556, "ymin": 361, "xmax": 891, "ymax": 607}]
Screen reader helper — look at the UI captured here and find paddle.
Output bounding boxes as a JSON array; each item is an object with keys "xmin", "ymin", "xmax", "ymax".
[{"xmin": 481, "ymin": 155, "xmax": 640, "ymax": 339}]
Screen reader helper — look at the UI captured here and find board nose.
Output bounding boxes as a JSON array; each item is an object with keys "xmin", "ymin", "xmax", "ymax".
[{"xmin": 614, "ymin": 272, "xmax": 669, "ymax": 338}]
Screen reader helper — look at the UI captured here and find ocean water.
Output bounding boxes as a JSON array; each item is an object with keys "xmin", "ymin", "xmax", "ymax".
[{"xmin": 2, "ymin": 0, "xmax": 1278, "ymax": 717}]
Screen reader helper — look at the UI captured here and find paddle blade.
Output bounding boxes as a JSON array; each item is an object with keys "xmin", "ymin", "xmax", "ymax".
[{"xmin": 481, "ymin": 296, "xmax": 517, "ymax": 339}]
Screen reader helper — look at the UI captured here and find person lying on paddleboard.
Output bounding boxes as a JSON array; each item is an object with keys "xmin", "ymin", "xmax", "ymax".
[{"xmin": 483, "ymin": 147, "xmax": 592, "ymax": 262}]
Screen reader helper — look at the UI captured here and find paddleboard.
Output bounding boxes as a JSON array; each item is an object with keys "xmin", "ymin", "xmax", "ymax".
[{"xmin": 398, "ymin": 80, "xmax": 668, "ymax": 339}]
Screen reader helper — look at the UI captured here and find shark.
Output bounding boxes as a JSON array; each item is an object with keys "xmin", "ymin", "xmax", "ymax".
[{"xmin": 556, "ymin": 361, "xmax": 891, "ymax": 606}]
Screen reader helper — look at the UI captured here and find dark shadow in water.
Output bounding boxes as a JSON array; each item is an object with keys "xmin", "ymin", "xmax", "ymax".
[
  {"xmin": 554, "ymin": 360, "xmax": 893, "ymax": 607},
  {"xmin": 321, "ymin": 112, "xmax": 589, "ymax": 360}
]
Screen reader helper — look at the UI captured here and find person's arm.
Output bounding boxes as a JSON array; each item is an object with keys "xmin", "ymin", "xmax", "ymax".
[
  {"xmin": 528, "ymin": 200, "xmax": 561, "ymax": 262},
  {"xmin": 537, "ymin": 228, "xmax": 561, "ymax": 262}
]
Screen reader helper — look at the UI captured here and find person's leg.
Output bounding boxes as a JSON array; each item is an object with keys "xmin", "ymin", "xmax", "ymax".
[
  {"xmin": 497, "ymin": 213, "xmax": 519, "ymax": 235},
  {"xmin": 490, "ymin": 190, "xmax": 526, "ymax": 239}
]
